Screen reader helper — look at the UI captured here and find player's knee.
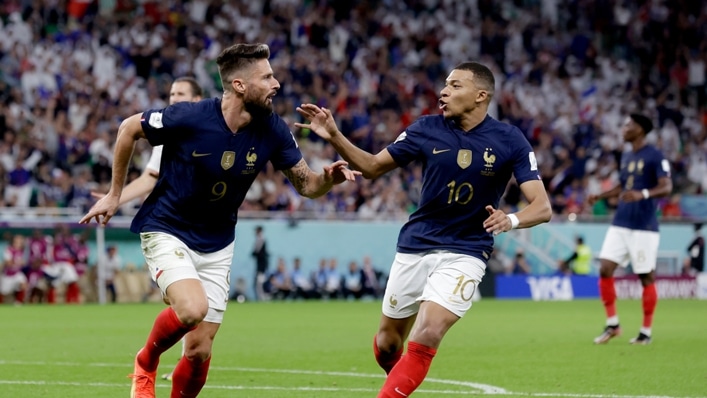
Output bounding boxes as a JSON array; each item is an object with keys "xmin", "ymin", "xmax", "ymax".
[
  {"xmin": 174, "ymin": 304, "xmax": 208, "ymax": 327},
  {"xmin": 184, "ymin": 344, "xmax": 212, "ymax": 363},
  {"xmin": 376, "ymin": 331, "xmax": 403, "ymax": 354}
]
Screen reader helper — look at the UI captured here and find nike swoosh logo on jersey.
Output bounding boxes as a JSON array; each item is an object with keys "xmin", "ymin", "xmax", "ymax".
[
  {"xmin": 192, "ymin": 151, "xmax": 212, "ymax": 157},
  {"xmin": 432, "ymin": 148, "xmax": 451, "ymax": 154}
]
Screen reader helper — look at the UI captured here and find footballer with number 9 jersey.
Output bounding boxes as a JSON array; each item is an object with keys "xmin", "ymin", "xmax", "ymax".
[
  {"xmin": 588, "ymin": 113, "xmax": 672, "ymax": 346},
  {"xmin": 297, "ymin": 62, "xmax": 552, "ymax": 398},
  {"xmin": 80, "ymin": 43, "xmax": 359, "ymax": 398}
]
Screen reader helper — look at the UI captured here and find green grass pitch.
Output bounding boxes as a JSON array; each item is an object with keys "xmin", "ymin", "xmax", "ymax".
[{"xmin": 1, "ymin": 299, "xmax": 705, "ymax": 397}]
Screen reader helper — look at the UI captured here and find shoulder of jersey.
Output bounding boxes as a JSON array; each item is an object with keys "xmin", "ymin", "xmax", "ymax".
[{"xmin": 412, "ymin": 114, "xmax": 446, "ymax": 129}]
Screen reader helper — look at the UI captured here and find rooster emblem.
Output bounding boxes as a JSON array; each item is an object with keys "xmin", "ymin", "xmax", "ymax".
[
  {"xmin": 483, "ymin": 148, "xmax": 496, "ymax": 168},
  {"xmin": 245, "ymin": 149, "xmax": 257, "ymax": 167}
]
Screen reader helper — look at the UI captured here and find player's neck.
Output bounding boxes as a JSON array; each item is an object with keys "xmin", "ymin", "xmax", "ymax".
[
  {"xmin": 630, "ymin": 137, "xmax": 647, "ymax": 152},
  {"xmin": 457, "ymin": 109, "xmax": 487, "ymax": 132},
  {"xmin": 221, "ymin": 93, "xmax": 252, "ymax": 133}
]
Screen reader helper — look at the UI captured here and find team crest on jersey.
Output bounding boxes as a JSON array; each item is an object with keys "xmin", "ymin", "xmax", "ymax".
[
  {"xmin": 221, "ymin": 151, "xmax": 236, "ymax": 170},
  {"xmin": 242, "ymin": 148, "xmax": 257, "ymax": 175},
  {"xmin": 637, "ymin": 159, "xmax": 644, "ymax": 173},
  {"xmin": 457, "ymin": 150, "xmax": 472, "ymax": 169},
  {"xmin": 481, "ymin": 148, "xmax": 496, "ymax": 176}
]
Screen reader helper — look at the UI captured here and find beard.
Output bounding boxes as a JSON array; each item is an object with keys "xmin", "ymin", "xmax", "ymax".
[{"xmin": 244, "ymin": 94, "xmax": 273, "ymax": 119}]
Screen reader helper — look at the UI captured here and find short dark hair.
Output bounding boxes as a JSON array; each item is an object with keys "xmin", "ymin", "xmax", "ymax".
[
  {"xmin": 453, "ymin": 62, "xmax": 495, "ymax": 95},
  {"xmin": 629, "ymin": 113, "xmax": 653, "ymax": 135},
  {"xmin": 174, "ymin": 76, "xmax": 203, "ymax": 98},
  {"xmin": 216, "ymin": 43, "xmax": 271, "ymax": 92}
]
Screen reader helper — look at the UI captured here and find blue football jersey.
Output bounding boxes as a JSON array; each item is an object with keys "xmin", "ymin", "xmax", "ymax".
[
  {"xmin": 132, "ymin": 98, "xmax": 302, "ymax": 252},
  {"xmin": 387, "ymin": 115, "xmax": 540, "ymax": 261},
  {"xmin": 612, "ymin": 145, "xmax": 670, "ymax": 231}
]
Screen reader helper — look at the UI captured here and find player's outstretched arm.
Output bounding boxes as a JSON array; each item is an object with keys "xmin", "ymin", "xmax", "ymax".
[
  {"xmin": 587, "ymin": 183, "xmax": 622, "ymax": 206},
  {"xmin": 619, "ymin": 176, "xmax": 673, "ymax": 203},
  {"xmin": 296, "ymin": 104, "xmax": 397, "ymax": 179},
  {"xmin": 483, "ymin": 179, "xmax": 552, "ymax": 235},
  {"xmin": 281, "ymin": 158, "xmax": 361, "ymax": 199},
  {"xmin": 91, "ymin": 169, "xmax": 158, "ymax": 205},
  {"xmin": 79, "ymin": 113, "xmax": 146, "ymax": 226}
]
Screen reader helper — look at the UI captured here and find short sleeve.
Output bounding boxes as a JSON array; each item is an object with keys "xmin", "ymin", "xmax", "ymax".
[
  {"xmin": 386, "ymin": 121, "xmax": 427, "ymax": 167},
  {"xmin": 510, "ymin": 127, "xmax": 541, "ymax": 184},
  {"xmin": 140, "ymin": 102, "xmax": 196, "ymax": 146},
  {"xmin": 269, "ymin": 117, "xmax": 303, "ymax": 170}
]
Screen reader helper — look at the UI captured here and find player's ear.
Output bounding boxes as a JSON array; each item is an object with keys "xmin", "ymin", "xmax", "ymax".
[
  {"xmin": 476, "ymin": 89, "xmax": 488, "ymax": 104},
  {"xmin": 232, "ymin": 78, "xmax": 245, "ymax": 94}
]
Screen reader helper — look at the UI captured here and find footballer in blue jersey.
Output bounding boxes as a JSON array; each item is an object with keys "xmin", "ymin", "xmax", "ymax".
[
  {"xmin": 80, "ymin": 43, "xmax": 359, "ymax": 398},
  {"xmin": 588, "ymin": 113, "xmax": 672, "ymax": 346},
  {"xmin": 297, "ymin": 62, "xmax": 552, "ymax": 398}
]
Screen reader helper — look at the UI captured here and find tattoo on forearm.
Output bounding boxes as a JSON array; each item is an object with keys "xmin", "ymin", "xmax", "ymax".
[{"xmin": 282, "ymin": 159, "xmax": 310, "ymax": 195}]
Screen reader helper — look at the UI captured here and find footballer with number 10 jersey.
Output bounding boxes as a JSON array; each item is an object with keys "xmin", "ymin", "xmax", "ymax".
[{"xmin": 388, "ymin": 114, "xmax": 541, "ymax": 261}]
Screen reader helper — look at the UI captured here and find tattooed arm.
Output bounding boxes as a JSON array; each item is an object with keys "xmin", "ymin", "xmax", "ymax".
[{"xmin": 281, "ymin": 158, "xmax": 361, "ymax": 199}]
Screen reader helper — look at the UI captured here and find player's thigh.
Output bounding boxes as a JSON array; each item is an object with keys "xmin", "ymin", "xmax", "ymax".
[
  {"xmin": 420, "ymin": 252, "xmax": 485, "ymax": 318},
  {"xmin": 598, "ymin": 226, "xmax": 631, "ymax": 267},
  {"xmin": 628, "ymin": 230, "xmax": 660, "ymax": 274},
  {"xmin": 382, "ymin": 252, "xmax": 430, "ymax": 319},
  {"xmin": 140, "ymin": 232, "xmax": 201, "ymax": 298},
  {"xmin": 193, "ymin": 241, "xmax": 234, "ymax": 324}
]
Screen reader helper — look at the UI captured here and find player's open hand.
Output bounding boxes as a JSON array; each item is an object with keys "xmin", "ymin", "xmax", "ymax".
[
  {"xmin": 322, "ymin": 160, "xmax": 361, "ymax": 184},
  {"xmin": 295, "ymin": 104, "xmax": 339, "ymax": 141},
  {"xmin": 79, "ymin": 194, "xmax": 120, "ymax": 226},
  {"xmin": 586, "ymin": 194, "xmax": 599, "ymax": 206},
  {"xmin": 483, "ymin": 205, "xmax": 511, "ymax": 236}
]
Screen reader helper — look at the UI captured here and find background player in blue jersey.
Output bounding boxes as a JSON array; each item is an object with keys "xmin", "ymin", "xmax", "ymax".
[
  {"xmin": 80, "ymin": 43, "xmax": 359, "ymax": 398},
  {"xmin": 297, "ymin": 62, "xmax": 552, "ymax": 398},
  {"xmin": 587, "ymin": 114, "xmax": 672, "ymax": 346}
]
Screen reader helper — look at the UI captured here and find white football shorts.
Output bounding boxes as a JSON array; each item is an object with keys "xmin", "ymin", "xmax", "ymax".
[
  {"xmin": 140, "ymin": 232, "xmax": 233, "ymax": 324},
  {"xmin": 598, "ymin": 226, "xmax": 660, "ymax": 274},
  {"xmin": 43, "ymin": 262, "xmax": 79, "ymax": 286},
  {"xmin": 382, "ymin": 251, "xmax": 486, "ymax": 319},
  {"xmin": 0, "ymin": 272, "xmax": 27, "ymax": 295}
]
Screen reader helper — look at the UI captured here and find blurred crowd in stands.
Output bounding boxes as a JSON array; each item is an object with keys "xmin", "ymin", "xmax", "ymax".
[{"xmin": 0, "ymin": 0, "xmax": 706, "ymax": 220}]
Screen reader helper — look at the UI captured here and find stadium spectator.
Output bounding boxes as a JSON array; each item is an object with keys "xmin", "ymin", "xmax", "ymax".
[
  {"xmin": 79, "ymin": 42, "xmax": 358, "ymax": 398},
  {"xmin": 558, "ymin": 236, "xmax": 593, "ymax": 275},
  {"xmin": 1, "ymin": 1, "xmax": 705, "ymax": 223},
  {"xmin": 588, "ymin": 113, "xmax": 673, "ymax": 346},
  {"xmin": 296, "ymin": 61, "xmax": 551, "ymax": 398},
  {"xmin": 267, "ymin": 257, "xmax": 293, "ymax": 300},
  {"xmin": 290, "ymin": 256, "xmax": 315, "ymax": 299},
  {"xmin": 508, "ymin": 250, "xmax": 533, "ymax": 275},
  {"xmin": 251, "ymin": 225, "xmax": 270, "ymax": 301},
  {"xmin": 682, "ymin": 223, "xmax": 705, "ymax": 275},
  {"xmin": 342, "ymin": 260, "xmax": 363, "ymax": 300},
  {"xmin": 100, "ymin": 245, "xmax": 123, "ymax": 304},
  {"xmin": 1, "ymin": 234, "xmax": 28, "ymax": 304}
]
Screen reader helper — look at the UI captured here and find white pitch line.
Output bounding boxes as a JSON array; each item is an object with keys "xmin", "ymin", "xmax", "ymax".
[{"xmin": 0, "ymin": 360, "xmax": 699, "ymax": 398}]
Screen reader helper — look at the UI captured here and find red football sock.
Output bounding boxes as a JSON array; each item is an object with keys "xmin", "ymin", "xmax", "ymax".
[
  {"xmin": 15, "ymin": 290, "xmax": 25, "ymax": 303},
  {"xmin": 66, "ymin": 282, "xmax": 80, "ymax": 303},
  {"xmin": 170, "ymin": 355, "xmax": 211, "ymax": 398},
  {"xmin": 47, "ymin": 287, "xmax": 56, "ymax": 304},
  {"xmin": 642, "ymin": 283, "xmax": 657, "ymax": 329},
  {"xmin": 378, "ymin": 341, "xmax": 436, "ymax": 398},
  {"xmin": 373, "ymin": 334, "xmax": 403, "ymax": 375},
  {"xmin": 598, "ymin": 276, "xmax": 617, "ymax": 319},
  {"xmin": 138, "ymin": 307, "xmax": 195, "ymax": 372}
]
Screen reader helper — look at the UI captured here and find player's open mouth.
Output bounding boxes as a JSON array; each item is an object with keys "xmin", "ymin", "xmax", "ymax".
[{"xmin": 438, "ymin": 101, "xmax": 447, "ymax": 111}]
